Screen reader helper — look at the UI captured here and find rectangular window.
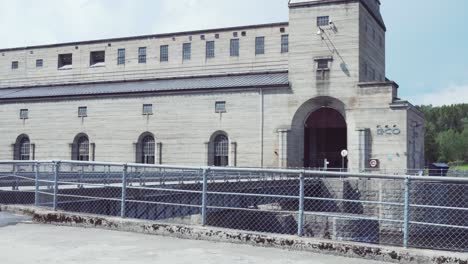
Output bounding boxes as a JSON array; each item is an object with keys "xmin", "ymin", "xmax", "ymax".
[
  {"xmin": 206, "ymin": 41, "xmax": 215, "ymax": 59},
  {"xmin": 281, "ymin": 35, "xmax": 289, "ymax": 53},
  {"xmin": 143, "ymin": 104, "xmax": 153, "ymax": 115},
  {"xmin": 36, "ymin": 59, "xmax": 43, "ymax": 68},
  {"xmin": 58, "ymin": 53, "xmax": 73, "ymax": 69},
  {"xmin": 230, "ymin": 39, "xmax": 239, "ymax": 57},
  {"xmin": 317, "ymin": 16, "xmax": 330, "ymax": 27},
  {"xmin": 78, "ymin": 106, "xmax": 87, "ymax": 117},
  {"xmin": 90, "ymin": 51, "xmax": 105, "ymax": 66},
  {"xmin": 316, "ymin": 59, "xmax": 330, "ymax": 81},
  {"xmin": 138, "ymin": 47, "xmax": 146, "ymax": 63},
  {"xmin": 117, "ymin": 49, "xmax": 126, "ymax": 65},
  {"xmin": 160, "ymin": 45, "xmax": 169, "ymax": 62},
  {"xmin": 215, "ymin": 101, "xmax": 226, "ymax": 113},
  {"xmin": 19, "ymin": 109, "xmax": 28, "ymax": 119},
  {"xmin": 255, "ymin": 37, "xmax": 265, "ymax": 55},
  {"xmin": 11, "ymin": 61, "xmax": 18, "ymax": 69},
  {"xmin": 182, "ymin": 43, "xmax": 191, "ymax": 60}
]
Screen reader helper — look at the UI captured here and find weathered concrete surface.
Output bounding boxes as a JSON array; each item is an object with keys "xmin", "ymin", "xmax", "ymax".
[
  {"xmin": 1, "ymin": 205, "xmax": 467, "ymax": 264},
  {"xmin": 0, "ymin": 215, "xmax": 387, "ymax": 264}
]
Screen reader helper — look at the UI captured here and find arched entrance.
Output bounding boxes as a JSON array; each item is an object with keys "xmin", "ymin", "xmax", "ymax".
[{"xmin": 304, "ymin": 107, "xmax": 347, "ymax": 168}]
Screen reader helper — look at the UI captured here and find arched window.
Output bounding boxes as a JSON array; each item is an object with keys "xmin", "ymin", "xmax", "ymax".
[
  {"xmin": 77, "ymin": 136, "xmax": 89, "ymax": 161},
  {"xmin": 72, "ymin": 134, "xmax": 90, "ymax": 161},
  {"xmin": 14, "ymin": 134, "xmax": 31, "ymax": 160},
  {"xmin": 141, "ymin": 135, "xmax": 155, "ymax": 164},
  {"xmin": 214, "ymin": 134, "xmax": 229, "ymax": 167},
  {"xmin": 136, "ymin": 132, "xmax": 156, "ymax": 164}
]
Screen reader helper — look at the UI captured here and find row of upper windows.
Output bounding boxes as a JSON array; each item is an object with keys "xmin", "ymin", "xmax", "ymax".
[
  {"xmin": 8, "ymin": 35, "xmax": 289, "ymax": 70},
  {"xmin": 17, "ymin": 101, "xmax": 227, "ymax": 120}
]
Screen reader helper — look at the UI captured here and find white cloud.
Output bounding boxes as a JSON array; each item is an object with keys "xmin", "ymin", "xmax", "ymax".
[{"xmin": 409, "ymin": 85, "xmax": 468, "ymax": 106}]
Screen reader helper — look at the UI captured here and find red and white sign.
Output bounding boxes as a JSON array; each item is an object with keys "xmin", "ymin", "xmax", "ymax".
[{"xmin": 369, "ymin": 159, "xmax": 379, "ymax": 168}]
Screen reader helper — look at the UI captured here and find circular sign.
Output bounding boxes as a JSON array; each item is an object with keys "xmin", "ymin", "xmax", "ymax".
[
  {"xmin": 341, "ymin": 149, "xmax": 348, "ymax": 157},
  {"xmin": 369, "ymin": 159, "xmax": 379, "ymax": 168}
]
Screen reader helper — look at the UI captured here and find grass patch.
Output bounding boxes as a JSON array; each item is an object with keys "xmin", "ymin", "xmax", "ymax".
[{"xmin": 454, "ymin": 165, "xmax": 468, "ymax": 171}]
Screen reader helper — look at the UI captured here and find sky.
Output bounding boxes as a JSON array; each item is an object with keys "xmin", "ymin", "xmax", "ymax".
[{"xmin": 0, "ymin": 0, "xmax": 467, "ymax": 106}]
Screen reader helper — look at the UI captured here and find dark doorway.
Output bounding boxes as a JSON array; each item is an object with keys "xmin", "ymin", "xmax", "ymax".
[{"xmin": 304, "ymin": 107, "xmax": 347, "ymax": 169}]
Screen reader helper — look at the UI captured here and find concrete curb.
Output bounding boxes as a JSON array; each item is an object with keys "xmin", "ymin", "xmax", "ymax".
[{"xmin": 1, "ymin": 205, "xmax": 467, "ymax": 264}]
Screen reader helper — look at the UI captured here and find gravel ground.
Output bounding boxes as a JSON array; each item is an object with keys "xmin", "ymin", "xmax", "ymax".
[{"xmin": 0, "ymin": 212, "xmax": 389, "ymax": 264}]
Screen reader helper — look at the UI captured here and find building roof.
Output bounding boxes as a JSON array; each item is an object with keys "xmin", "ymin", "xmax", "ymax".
[
  {"xmin": 0, "ymin": 72, "xmax": 289, "ymax": 101},
  {"xmin": 0, "ymin": 22, "xmax": 289, "ymax": 52}
]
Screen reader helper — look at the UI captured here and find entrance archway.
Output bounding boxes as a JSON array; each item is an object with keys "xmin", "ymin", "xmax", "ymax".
[{"xmin": 304, "ymin": 107, "xmax": 347, "ymax": 168}]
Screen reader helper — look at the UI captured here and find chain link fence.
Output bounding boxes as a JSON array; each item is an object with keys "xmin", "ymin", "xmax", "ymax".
[{"xmin": 0, "ymin": 160, "xmax": 467, "ymax": 252}]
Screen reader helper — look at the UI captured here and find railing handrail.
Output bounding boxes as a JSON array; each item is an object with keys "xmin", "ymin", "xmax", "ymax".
[{"xmin": 1, "ymin": 160, "xmax": 467, "ymax": 183}]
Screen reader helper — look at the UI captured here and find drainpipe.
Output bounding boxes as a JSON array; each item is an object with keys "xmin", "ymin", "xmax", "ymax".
[{"xmin": 259, "ymin": 89, "xmax": 264, "ymax": 167}]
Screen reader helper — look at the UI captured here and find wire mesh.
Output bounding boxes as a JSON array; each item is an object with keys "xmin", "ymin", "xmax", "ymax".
[{"xmin": 0, "ymin": 160, "xmax": 467, "ymax": 252}]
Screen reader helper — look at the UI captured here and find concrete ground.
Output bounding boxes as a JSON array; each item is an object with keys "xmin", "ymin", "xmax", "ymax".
[{"xmin": 0, "ymin": 212, "xmax": 390, "ymax": 264}]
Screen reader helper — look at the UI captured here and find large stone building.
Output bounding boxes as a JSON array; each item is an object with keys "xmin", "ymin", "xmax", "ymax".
[{"xmin": 0, "ymin": 0, "xmax": 424, "ymax": 170}]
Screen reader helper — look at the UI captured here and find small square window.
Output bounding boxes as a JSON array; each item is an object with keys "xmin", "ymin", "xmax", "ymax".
[
  {"xmin": 138, "ymin": 47, "xmax": 147, "ymax": 63},
  {"xmin": 143, "ymin": 104, "xmax": 153, "ymax": 115},
  {"xmin": 58, "ymin": 53, "xmax": 72, "ymax": 69},
  {"xmin": 317, "ymin": 59, "xmax": 329, "ymax": 69},
  {"xmin": 11, "ymin": 61, "xmax": 18, "ymax": 69},
  {"xmin": 19, "ymin": 109, "xmax": 28, "ymax": 119},
  {"xmin": 317, "ymin": 16, "xmax": 330, "ymax": 27},
  {"xmin": 241, "ymin": 31, "xmax": 246, "ymax": 37},
  {"xmin": 215, "ymin": 101, "xmax": 226, "ymax": 113},
  {"xmin": 215, "ymin": 34, "xmax": 220, "ymax": 39},
  {"xmin": 36, "ymin": 59, "xmax": 43, "ymax": 68},
  {"xmin": 255, "ymin": 37, "xmax": 265, "ymax": 55},
  {"xmin": 90, "ymin": 51, "xmax": 105, "ymax": 66},
  {"xmin": 117, "ymin": 49, "xmax": 126, "ymax": 65},
  {"xmin": 233, "ymin": 32, "xmax": 238, "ymax": 37},
  {"xmin": 78, "ymin": 106, "xmax": 87, "ymax": 117},
  {"xmin": 280, "ymin": 27, "xmax": 285, "ymax": 33}
]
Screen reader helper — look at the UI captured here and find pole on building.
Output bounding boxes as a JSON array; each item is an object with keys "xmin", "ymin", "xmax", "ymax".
[
  {"xmin": 34, "ymin": 162, "xmax": 39, "ymax": 207},
  {"xmin": 121, "ymin": 164, "xmax": 128, "ymax": 218},
  {"xmin": 298, "ymin": 172, "xmax": 305, "ymax": 237},
  {"xmin": 201, "ymin": 168, "xmax": 208, "ymax": 226},
  {"xmin": 53, "ymin": 161, "xmax": 60, "ymax": 211},
  {"xmin": 403, "ymin": 176, "xmax": 411, "ymax": 248}
]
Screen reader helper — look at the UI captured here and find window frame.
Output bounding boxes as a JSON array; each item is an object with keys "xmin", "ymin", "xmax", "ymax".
[
  {"xmin": 213, "ymin": 134, "xmax": 229, "ymax": 167},
  {"xmin": 141, "ymin": 135, "xmax": 155, "ymax": 164},
  {"xmin": 255, "ymin": 37, "xmax": 265, "ymax": 55},
  {"xmin": 160, "ymin": 45, "xmax": 169, "ymax": 62},
  {"xmin": 230, "ymin": 39, "xmax": 240, "ymax": 57},
  {"xmin": 206, "ymin": 41, "xmax": 215, "ymax": 59},
  {"xmin": 316, "ymin": 59, "xmax": 330, "ymax": 81},
  {"xmin": 36, "ymin": 59, "xmax": 43, "ymax": 68},
  {"xmin": 11, "ymin": 61, "xmax": 19, "ymax": 69},
  {"xmin": 58, "ymin": 53, "xmax": 73, "ymax": 69},
  {"xmin": 142, "ymin": 104, "xmax": 153, "ymax": 115},
  {"xmin": 117, "ymin": 48, "xmax": 126, "ymax": 65},
  {"xmin": 89, "ymin": 50, "xmax": 105, "ymax": 66},
  {"xmin": 78, "ymin": 106, "xmax": 87, "ymax": 117},
  {"xmin": 215, "ymin": 101, "xmax": 226, "ymax": 113},
  {"xmin": 19, "ymin": 137, "xmax": 30, "ymax": 161},
  {"xmin": 138, "ymin": 47, "xmax": 147, "ymax": 64},
  {"xmin": 19, "ymin": 109, "xmax": 29, "ymax": 120},
  {"xmin": 281, "ymin": 34, "xmax": 289, "ymax": 53},
  {"xmin": 317, "ymin": 16, "xmax": 330, "ymax": 27},
  {"xmin": 182, "ymin": 43, "xmax": 191, "ymax": 61}
]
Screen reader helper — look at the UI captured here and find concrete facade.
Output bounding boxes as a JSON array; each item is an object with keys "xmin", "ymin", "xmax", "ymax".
[{"xmin": 0, "ymin": 0, "xmax": 424, "ymax": 171}]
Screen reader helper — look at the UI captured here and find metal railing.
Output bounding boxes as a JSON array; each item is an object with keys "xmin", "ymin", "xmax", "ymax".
[{"xmin": 0, "ymin": 160, "xmax": 467, "ymax": 252}]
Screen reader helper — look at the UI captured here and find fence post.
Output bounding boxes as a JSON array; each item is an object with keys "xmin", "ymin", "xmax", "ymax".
[
  {"xmin": 201, "ymin": 168, "xmax": 208, "ymax": 226},
  {"xmin": 298, "ymin": 172, "xmax": 305, "ymax": 237},
  {"xmin": 34, "ymin": 162, "xmax": 40, "ymax": 207},
  {"xmin": 121, "ymin": 164, "xmax": 128, "ymax": 218},
  {"xmin": 53, "ymin": 161, "xmax": 60, "ymax": 211},
  {"xmin": 403, "ymin": 176, "xmax": 411, "ymax": 248}
]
